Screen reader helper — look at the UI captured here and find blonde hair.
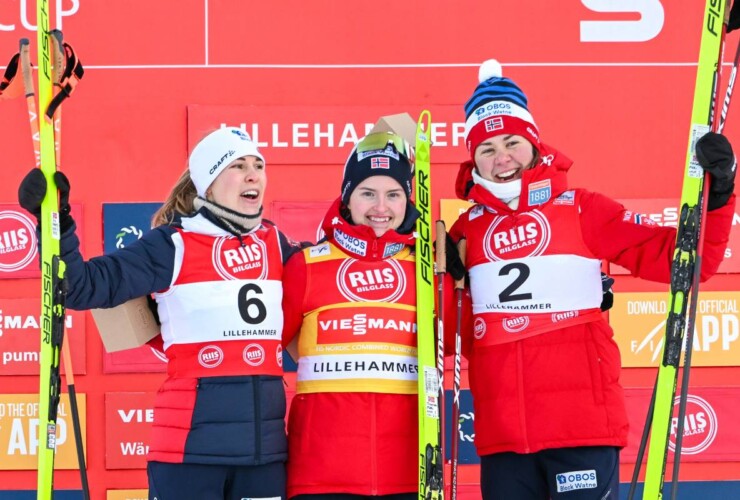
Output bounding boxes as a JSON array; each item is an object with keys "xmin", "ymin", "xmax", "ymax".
[{"xmin": 151, "ymin": 167, "xmax": 198, "ymax": 226}]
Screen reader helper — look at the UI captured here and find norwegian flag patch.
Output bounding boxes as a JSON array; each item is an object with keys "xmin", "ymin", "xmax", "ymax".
[
  {"xmin": 622, "ymin": 210, "xmax": 658, "ymax": 226},
  {"xmin": 371, "ymin": 157, "xmax": 390, "ymax": 169},
  {"xmin": 485, "ymin": 117, "xmax": 504, "ymax": 132}
]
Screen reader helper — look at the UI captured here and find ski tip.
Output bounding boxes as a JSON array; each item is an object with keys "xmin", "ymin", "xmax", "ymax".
[{"xmin": 479, "ymin": 59, "xmax": 502, "ymax": 82}]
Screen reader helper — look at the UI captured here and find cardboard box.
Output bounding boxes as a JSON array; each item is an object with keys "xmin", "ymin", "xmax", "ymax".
[
  {"xmin": 369, "ymin": 113, "xmax": 417, "ymax": 146},
  {"xmin": 91, "ymin": 296, "xmax": 159, "ymax": 352}
]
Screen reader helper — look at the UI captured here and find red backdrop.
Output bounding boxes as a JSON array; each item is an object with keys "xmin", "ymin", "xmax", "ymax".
[{"xmin": 0, "ymin": 0, "xmax": 739, "ymax": 497}]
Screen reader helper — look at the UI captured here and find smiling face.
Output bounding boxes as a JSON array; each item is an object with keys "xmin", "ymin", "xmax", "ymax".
[
  {"xmin": 347, "ymin": 176, "xmax": 408, "ymax": 237},
  {"xmin": 474, "ymin": 134, "xmax": 536, "ymax": 183},
  {"xmin": 206, "ymin": 155, "xmax": 266, "ymax": 216}
]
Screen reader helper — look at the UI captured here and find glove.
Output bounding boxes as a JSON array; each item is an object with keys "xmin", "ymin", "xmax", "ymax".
[
  {"xmin": 444, "ymin": 233, "xmax": 467, "ymax": 281},
  {"xmin": 600, "ymin": 273, "xmax": 614, "ymax": 312},
  {"xmin": 695, "ymin": 132, "xmax": 736, "ymax": 211},
  {"xmin": 18, "ymin": 168, "xmax": 73, "ymax": 232},
  {"xmin": 729, "ymin": 2, "xmax": 739, "ymax": 33}
]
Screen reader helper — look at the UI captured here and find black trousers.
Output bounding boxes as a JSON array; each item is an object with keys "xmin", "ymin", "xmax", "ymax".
[
  {"xmin": 292, "ymin": 494, "xmax": 416, "ymax": 500},
  {"xmin": 147, "ymin": 461, "xmax": 286, "ymax": 500},
  {"xmin": 480, "ymin": 446, "xmax": 619, "ymax": 500}
]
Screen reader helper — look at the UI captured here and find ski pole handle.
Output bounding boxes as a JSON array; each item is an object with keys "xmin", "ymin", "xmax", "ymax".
[
  {"xmin": 454, "ymin": 240, "xmax": 466, "ymax": 290},
  {"xmin": 19, "ymin": 39, "xmax": 41, "ymax": 168},
  {"xmin": 435, "ymin": 220, "xmax": 446, "ymax": 274}
]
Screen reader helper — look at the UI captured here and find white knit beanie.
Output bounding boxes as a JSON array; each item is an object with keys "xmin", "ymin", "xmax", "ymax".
[{"xmin": 188, "ymin": 127, "xmax": 264, "ymax": 197}]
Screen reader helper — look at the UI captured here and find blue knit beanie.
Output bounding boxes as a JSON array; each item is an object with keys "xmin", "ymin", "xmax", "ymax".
[{"xmin": 463, "ymin": 59, "xmax": 542, "ymax": 157}]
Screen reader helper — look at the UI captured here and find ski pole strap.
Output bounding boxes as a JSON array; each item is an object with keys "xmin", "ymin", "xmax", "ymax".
[
  {"xmin": 45, "ymin": 35, "xmax": 84, "ymax": 120},
  {"xmin": 0, "ymin": 50, "xmax": 22, "ymax": 99}
]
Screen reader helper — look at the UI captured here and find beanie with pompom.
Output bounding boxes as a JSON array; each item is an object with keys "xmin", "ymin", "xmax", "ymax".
[{"xmin": 463, "ymin": 59, "xmax": 542, "ymax": 158}]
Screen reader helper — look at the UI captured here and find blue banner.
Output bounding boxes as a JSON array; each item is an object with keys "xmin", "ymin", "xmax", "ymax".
[
  {"xmin": 102, "ymin": 203, "xmax": 163, "ymax": 255},
  {"xmin": 444, "ymin": 388, "xmax": 478, "ymax": 464}
]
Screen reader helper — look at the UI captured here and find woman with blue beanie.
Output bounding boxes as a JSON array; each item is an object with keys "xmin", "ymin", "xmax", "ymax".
[{"xmin": 448, "ymin": 60, "xmax": 736, "ymax": 499}]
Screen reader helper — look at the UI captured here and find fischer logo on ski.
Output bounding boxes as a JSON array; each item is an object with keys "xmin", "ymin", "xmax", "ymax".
[{"xmin": 415, "ymin": 110, "xmax": 443, "ymax": 500}]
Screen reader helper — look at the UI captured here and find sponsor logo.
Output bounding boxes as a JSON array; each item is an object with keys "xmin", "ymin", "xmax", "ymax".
[
  {"xmin": 115, "ymin": 225, "xmax": 144, "ymax": 249},
  {"xmin": 358, "ymin": 146, "xmax": 400, "ymax": 162},
  {"xmin": 243, "ymin": 343, "xmax": 265, "ymax": 366},
  {"xmin": 553, "ymin": 190, "xmax": 576, "ymax": 206},
  {"xmin": 458, "ymin": 411, "xmax": 475, "ymax": 443},
  {"xmin": 552, "ymin": 310, "xmax": 579, "ymax": 323},
  {"xmin": 309, "ymin": 243, "xmax": 331, "ymax": 258},
  {"xmin": 528, "ymin": 179, "xmax": 551, "ymax": 206},
  {"xmin": 668, "ymin": 394, "xmax": 718, "ymax": 455},
  {"xmin": 580, "ymin": 0, "xmax": 664, "ymax": 42},
  {"xmin": 0, "ymin": 210, "xmax": 37, "ymax": 273},
  {"xmin": 483, "ymin": 210, "xmax": 551, "ymax": 261},
  {"xmin": 1, "ymin": 0, "xmax": 80, "ymax": 32},
  {"xmin": 475, "ymin": 102, "xmax": 512, "ymax": 116},
  {"xmin": 623, "ymin": 210, "xmax": 660, "ymax": 226},
  {"xmin": 209, "ymin": 149, "xmax": 237, "ymax": 175},
  {"xmin": 636, "ymin": 213, "xmax": 658, "ymax": 226},
  {"xmin": 484, "ymin": 117, "xmax": 504, "ymax": 132},
  {"xmin": 526, "ymin": 126, "xmax": 539, "ymax": 142},
  {"xmin": 231, "ymin": 128, "xmax": 252, "ymax": 141},
  {"xmin": 0, "ymin": 311, "xmax": 73, "ymax": 335},
  {"xmin": 540, "ymin": 153, "xmax": 555, "ymax": 166},
  {"xmin": 318, "ymin": 312, "xmax": 417, "ymax": 336},
  {"xmin": 337, "ymin": 258, "xmax": 406, "ymax": 302},
  {"xmin": 503, "ymin": 316, "xmax": 529, "ymax": 333},
  {"xmin": 276, "ymin": 344, "xmax": 283, "ymax": 367},
  {"xmin": 473, "ymin": 317, "xmax": 486, "ymax": 339},
  {"xmin": 214, "ymin": 235, "xmax": 268, "ymax": 280},
  {"xmin": 383, "ymin": 242, "xmax": 405, "ymax": 258},
  {"xmin": 555, "ymin": 470, "xmax": 598, "ymax": 493},
  {"xmin": 334, "ymin": 229, "xmax": 367, "ymax": 257},
  {"xmin": 629, "ymin": 296, "xmax": 740, "ymax": 363},
  {"xmin": 469, "ymin": 205, "xmax": 484, "ymax": 221},
  {"xmin": 118, "ymin": 408, "xmax": 154, "ymax": 423},
  {"xmin": 198, "ymin": 345, "xmax": 224, "ymax": 368}
]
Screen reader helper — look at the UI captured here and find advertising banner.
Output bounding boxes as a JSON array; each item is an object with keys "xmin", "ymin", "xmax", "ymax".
[
  {"xmin": 105, "ymin": 393, "xmax": 156, "ymax": 470},
  {"xmin": 100, "ymin": 203, "xmax": 167, "ymax": 374},
  {"xmin": 0, "ymin": 204, "xmax": 83, "ymax": 279},
  {"xmin": 0, "ymin": 394, "xmax": 86, "ymax": 470},
  {"xmin": 612, "ymin": 291, "xmax": 740, "ymax": 367},
  {"xmin": 624, "ymin": 387, "xmax": 740, "ymax": 462},
  {"xmin": 0, "ymin": 298, "xmax": 85, "ymax": 375},
  {"xmin": 188, "ymin": 105, "xmax": 466, "ymax": 165},
  {"xmin": 612, "ymin": 199, "xmax": 739, "ymax": 274}
]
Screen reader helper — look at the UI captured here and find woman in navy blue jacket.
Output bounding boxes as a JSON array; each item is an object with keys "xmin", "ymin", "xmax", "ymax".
[{"xmin": 19, "ymin": 127, "xmax": 300, "ymax": 500}]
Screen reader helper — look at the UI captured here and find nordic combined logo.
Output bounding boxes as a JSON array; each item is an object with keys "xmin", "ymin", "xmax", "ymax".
[{"xmin": 115, "ymin": 225, "xmax": 144, "ymax": 249}]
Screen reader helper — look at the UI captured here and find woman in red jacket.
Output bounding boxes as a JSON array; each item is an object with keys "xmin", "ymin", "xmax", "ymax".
[
  {"xmin": 448, "ymin": 60, "xmax": 736, "ymax": 500},
  {"xmin": 282, "ymin": 132, "xmax": 421, "ymax": 499}
]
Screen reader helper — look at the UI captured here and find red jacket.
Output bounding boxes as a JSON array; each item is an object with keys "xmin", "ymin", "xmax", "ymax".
[
  {"xmin": 282, "ymin": 199, "xmax": 420, "ymax": 497},
  {"xmin": 449, "ymin": 145, "xmax": 735, "ymax": 456}
]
